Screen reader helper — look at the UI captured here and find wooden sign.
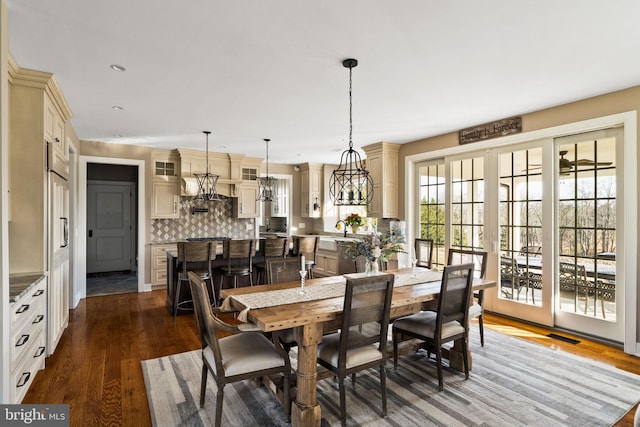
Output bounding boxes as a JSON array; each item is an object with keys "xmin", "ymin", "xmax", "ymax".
[{"xmin": 459, "ymin": 117, "xmax": 522, "ymax": 144}]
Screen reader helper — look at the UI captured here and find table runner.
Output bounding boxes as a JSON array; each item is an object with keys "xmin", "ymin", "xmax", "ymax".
[{"xmin": 221, "ymin": 268, "xmax": 443, "ymax": 322}]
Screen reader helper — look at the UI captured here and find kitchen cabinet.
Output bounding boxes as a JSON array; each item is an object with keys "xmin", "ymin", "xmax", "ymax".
[
  {"xmin": 10, "ymin": 276, "xmax": 47, "ymax": 403},
  {"xmin": 271, "ymin": 179, "xmax": 288, "ymax": 217},
  {"xmin": 312, "ymin": 239, "xmax": 357, "ymax": 278},
  {"xmin": 151, "ymin": 243, "xmax": 175, "ymax": 289},
  {"xmin": 300, "ymin": 163, "xmax": 323, "ymax": 218},
  {"xmin": 44, "ymin": 94, "xmax": 66, "ymax": 157},
  {"xmin": 232, "ymin": 181, "xmax": 260, "ymax": 218},
  {"xmin": 151, "ymin": 150, "xmax": 180, "ymax": 219},
  {"xmin": 151, "ymin": 182, "xmax": 180, "ymax": 219},
  {"xmin": 362, "ymin": 142, "xmax": 401, "ymax": 219}
]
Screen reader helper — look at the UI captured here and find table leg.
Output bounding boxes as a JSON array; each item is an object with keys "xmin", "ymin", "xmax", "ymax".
[
  {"xmin": 447, "ymin": 337, "xmax": 472, "ymax": 372},
  {"xmin": 291, "ymin": 323, "xmax": 323, "ymax": 427}
]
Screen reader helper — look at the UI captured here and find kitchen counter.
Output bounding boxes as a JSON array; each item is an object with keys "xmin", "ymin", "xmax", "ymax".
[{"xmin": 9, "ymin": 272, "xmax": 47, "ymax": 303}]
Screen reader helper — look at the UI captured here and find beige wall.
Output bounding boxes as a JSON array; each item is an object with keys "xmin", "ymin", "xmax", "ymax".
[{"xmin": 397, "ymin": 84, "xmax": 640, "ymax": 343}]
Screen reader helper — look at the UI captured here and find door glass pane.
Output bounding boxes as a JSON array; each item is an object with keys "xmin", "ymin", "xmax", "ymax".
[
  {"xmin": 418, "ymin": 162, "xmax": 446, "ymax": 268},
  {"xmin": 450, "ymin": 157, "xmax": 484, "ymax": 253},
  {"xmin": 557, "ymin": 137, "xmax": 616, "ymax": 321},
  {"xmin": 499, "ymin": 147, "xmax": 543, "ymax": 305}
]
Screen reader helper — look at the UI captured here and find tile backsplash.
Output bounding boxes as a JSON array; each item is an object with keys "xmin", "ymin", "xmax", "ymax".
[{"xmin": 151, "ymin": 197, "xmax": 254, "ymax": 241}]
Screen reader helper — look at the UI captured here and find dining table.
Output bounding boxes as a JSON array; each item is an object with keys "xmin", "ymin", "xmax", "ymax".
[{"xmin": 220, "ymin": 267, "xmax": 496, "ymax": 427}]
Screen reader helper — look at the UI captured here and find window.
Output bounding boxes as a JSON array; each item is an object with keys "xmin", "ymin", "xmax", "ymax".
[{"xmin": 418, "ymin": 161, "xmax": 446, "ymax": 269}]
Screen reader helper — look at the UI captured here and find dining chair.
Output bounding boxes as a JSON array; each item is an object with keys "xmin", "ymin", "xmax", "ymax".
[
  {"xmin": 254, "ymin": 237, "xmax": 289, "ymax": 285},
  {"xmin": 447, "ymin": 249, "xmax": 488, "ymax": 346},
  {"xmin": 500, "ymin": 255, "xmax": 527, "ymax": 300},
  {"xmin": 392, "ymin": 263, "xmax": 474, "ymax": 391},
  {"xmin": 218, "ymin": 239, "xmax": 256, "ymax": 291},
  {"xmin": 292, "ymin": 235, "xmax": 319, "ymax": 277},
  {"xmin": 174, "ymin": 241, "xmax": 215, "ymax": 321},
  {"xmin": 415, "ymin": 238, "xmax": 434, "ymax": 269},
  {"xmin": 559, "ymin": 261, "xmax": 591, "ymax": 314},
  {"xmin": 316, "ymin": 273, "xmax": 395, "ymax": 427},
  {"xmin": 188, "ymin": 271, "xmax": 291, "ymax": 427},
  {"xmin": 266, "ymin": 256, "xmax": 304, "ymax": 285}
]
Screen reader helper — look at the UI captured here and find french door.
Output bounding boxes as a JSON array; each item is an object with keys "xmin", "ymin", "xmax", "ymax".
[{"xmin": 415, "ymin": 127, "xmax": 625, "ymax": 342}]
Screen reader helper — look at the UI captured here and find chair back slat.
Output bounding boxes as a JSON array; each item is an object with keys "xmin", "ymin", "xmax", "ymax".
[
  {"xmin": 263, "ymin": 237, "xmax": 289, "ymax": 258},
  {"xmin": 267, "ymin": 257, "xmax": 303, "ymax": 284},
  {"xmin": 447, "ymin": 248, "xmax": 488, "ymax": 279},
  {"xmin": 339, "ymin": 274, "xmax": 395, "ymax": 363},
  {"xmin": 437, "ymin": 263, "xmax": 474, "ymax": 328},
  {"xmin": 415, "ymin": 239, "xmax": 434, "ymax": 269}
]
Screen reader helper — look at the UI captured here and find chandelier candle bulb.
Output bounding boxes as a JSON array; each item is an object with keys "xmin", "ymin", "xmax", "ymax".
[{"xmin": 301, "ymin": 255, "xmax": 305, "ymax": 272}]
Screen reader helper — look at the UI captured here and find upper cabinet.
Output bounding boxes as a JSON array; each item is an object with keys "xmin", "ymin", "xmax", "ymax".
[
  {"xmin": 362, "ymin": 142, "xmax": 401, "ymax": 219},
  {"xmin": 271, "ymin": 179, "xmax": 288, "ymax": 217},
  {"xmin": 232, "ymin": 181, "xmax": 260, "ymax": 218},
  {"xmin": 151, "ymin": 150, "xmax": 180, "ymax": 219},
  {"xmin": 300, "ymin": 163, "xmax": 323, "ymax": 218}
]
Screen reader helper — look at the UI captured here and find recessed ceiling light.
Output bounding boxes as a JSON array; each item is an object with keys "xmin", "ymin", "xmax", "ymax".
[
  {"xmin": 110, "ymin": 64, "xmax": 126, "ymax": 72},
  {"xmin": 113, "ymin": 134, "xmax": 122, "ymax": 138},
  {"xmin": 112, "ymin": 105, "xmax": 124, "ymax": 110}
]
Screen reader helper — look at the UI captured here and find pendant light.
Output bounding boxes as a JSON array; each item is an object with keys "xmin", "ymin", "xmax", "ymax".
[
  {"xmin": 194, "ymin": 131, "xmax": 221, "ymax": 201},
  {"xmin": 257, "ymin": 138, "xmax": 277, "ymax": 202},
  {"xmin": 329, "ymin": 58, "xmax": 373, "ymax": 206}
]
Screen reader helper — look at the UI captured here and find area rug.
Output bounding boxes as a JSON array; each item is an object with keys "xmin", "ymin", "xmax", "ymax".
[{"xmin": 141, "ymin": 327, "xmax": 640, "ymax": 426}]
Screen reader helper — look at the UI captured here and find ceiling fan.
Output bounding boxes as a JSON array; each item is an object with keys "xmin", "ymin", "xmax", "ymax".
[{"xmin": 526, "ymin": 150, "xmax": 613, "ymax": 175}]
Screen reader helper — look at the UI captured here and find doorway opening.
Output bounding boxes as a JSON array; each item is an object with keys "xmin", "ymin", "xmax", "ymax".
[{"xmin": 86, "ymin": 163, "xmax": 138, "ymax": 297}]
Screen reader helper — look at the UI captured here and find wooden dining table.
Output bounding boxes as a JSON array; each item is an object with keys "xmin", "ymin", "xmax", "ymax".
[{"xmin": 220, "ymin": 267, "xmax": 496, "ymax": 427}]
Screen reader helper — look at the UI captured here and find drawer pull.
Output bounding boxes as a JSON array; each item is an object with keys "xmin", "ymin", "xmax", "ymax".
[
  {"xmin": 16, "ymin": 372, "xmax": 31, "ymax": 388},
  {"xmin": 33, "ymin": 314, "xmax": 45, "ymax": 324},
  {"xmin": 16, "ymin": 334, "xmax": 30, "ymax": 347},
  {"xmin": 16, "ymin": 304, "xmax": 30, "ymax": 314},
  {"xmin": 33, "ymin": 289, "xmax": 45, "ymax": 297},
  {"xmin": 35, "ymin": 346, "xmax": 46, "ymax": 357}
]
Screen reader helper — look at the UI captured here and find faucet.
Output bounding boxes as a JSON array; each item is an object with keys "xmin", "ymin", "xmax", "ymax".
[{"xmin": 335, "ymin": 220, "xmax": 347, "ymax": 237}]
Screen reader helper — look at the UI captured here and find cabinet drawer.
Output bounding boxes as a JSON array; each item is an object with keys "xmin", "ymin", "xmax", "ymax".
[
  {"xmin": 11, "ymin": 281, "xmax": 46, "ymax": 326},
  {"xmin": 153, "ymin": 254, "xmax": 168, "ymax": 270},
  {"xmin": 11, "ymin": 305, "xmax": 46, "ymax": 367},
  {"xmin": 153, "ymin": 269, "xmax": 167, "ymax": 286},
  {"xmin": 10, "ymin": 331, "xmax": 46, "ymax": 404}
]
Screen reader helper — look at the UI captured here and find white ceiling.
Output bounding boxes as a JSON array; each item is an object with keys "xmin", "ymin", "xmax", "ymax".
[{"xmin": 6, "ymin": 1, "xmax": 640, "ymax": 165}]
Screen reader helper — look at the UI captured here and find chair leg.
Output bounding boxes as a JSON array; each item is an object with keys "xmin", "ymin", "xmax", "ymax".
[
  {"xmin": 339, "ymin": 377, "xmax": 347, "ymax": 427},
  {"xmin": 173, "ymin": 279, "xmax": 181, "ymax": 321},
  {"xmin": 200, "ymin": 365, "xmax": 208, "ymax": 407},
  {"xmin": 379, "ymin": 363, "xmax": 387, "ymax": 417},
  {"xmin": 478, "ymin": 314, "xmax": 485, "ymax": 347},
  {"xmin": 436, "ymin": 346, "xmax": 443, "ymax": 391},
  {"xmin": 463, "ymin": 337, "xmax": 470, "ymax": 380},
  {"xmin": 283, "ymin": 371, "xmax": 291, "ymax": 422},
  {"xmin": 215, "ymin": 385, "xmax": 224, "ymax": 427},
  {"xmin": 392, "ymin": 330, "xmax": 399, "ymax": 369}
]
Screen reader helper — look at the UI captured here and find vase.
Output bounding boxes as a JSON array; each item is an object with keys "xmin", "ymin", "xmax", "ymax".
[
  {"xmin": 351, "ymin": 225, "xmax": 360, "ymax": 234},
  {"xmin": 365, "ymin": 260, "xmax": 379, "ymax": 276}
]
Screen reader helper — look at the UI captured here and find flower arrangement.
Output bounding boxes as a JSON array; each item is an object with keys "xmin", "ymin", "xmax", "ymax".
[
  {"xmin": 344, "ymin": 232, "xmax": 406, "ymax": 263},
  {"xmin": 344, "ymin": 213, "xmax": 366, "ymax": 227}
]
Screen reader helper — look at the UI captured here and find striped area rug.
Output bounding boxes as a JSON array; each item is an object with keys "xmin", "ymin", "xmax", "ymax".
[{"xmin": 142, "ymin": 327, "xmax": 640, "ymax": 426}]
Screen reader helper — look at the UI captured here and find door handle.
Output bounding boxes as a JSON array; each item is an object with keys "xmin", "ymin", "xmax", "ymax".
[
  {"xmin": 88, "ymin": 229, "xmax": 93, "ymax": 238},
  {"xmin": 61, "ymin": 217, "xmax": 69, "ymax": 247}
]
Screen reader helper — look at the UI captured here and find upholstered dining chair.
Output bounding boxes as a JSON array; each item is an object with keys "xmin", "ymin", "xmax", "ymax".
[
  {"xmin": 188, "ymin": 271, "xmax": 291, "ymax": 427},
  {"xmin": 415, "ymin": 238, "xmax": 434, "ymax": 269},
  {"xmin": 218, "ymin": 239, "xmax": 256, "ymax": 291},
  {"xmin": 254, "ymin": 237, "xmax": 289, "ymax": 285},
  {"xmin": 316, "ymin": 273, "xmax": 395, "ymax": 427},
  {"xmin": 447, "ymin": 249, "xmax": 488, "ymax": 346},
  {"xmin": 174, "ymin": 241, "xmax": 215, "ymax": 321},
  {"xmin": 392, "ymin": 263, "xmax": 474, "ymax": 391}
]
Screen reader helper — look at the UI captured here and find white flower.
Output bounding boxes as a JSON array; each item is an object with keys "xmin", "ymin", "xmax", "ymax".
[{"xmin": 372, "ymin": 247, "xmax": 382, "ymax": 259}]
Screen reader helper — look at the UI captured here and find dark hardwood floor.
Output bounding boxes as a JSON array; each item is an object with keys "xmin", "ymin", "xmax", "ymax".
[{"xmin": 22, "ymin": 290, "xmax": 640, "ymax": 426}]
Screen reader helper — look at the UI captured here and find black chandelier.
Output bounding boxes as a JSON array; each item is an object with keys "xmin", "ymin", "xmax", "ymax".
[
  {"xmin": 194, "ymin": 131, "xmax": 221, "ymax": 201},
  {"xmin": 329, "ymin": 58, "xmax": 373, "ymax": 206},
  {"xmin": 257, "ymin": 138, "xmax": 277, "ymax": 202}
]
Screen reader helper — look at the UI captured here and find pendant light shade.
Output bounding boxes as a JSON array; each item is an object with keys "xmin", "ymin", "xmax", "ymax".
[
  {"xmin": 329, "ymin": 58, "xmax": 373, "ymax": 206},
  {"xmin": 257, "ymin": 138, "xmax": 277, "ymax": 202},
  {"xmin": 194, "ymin": 131, "xmax": 221, "ymax": 201}
]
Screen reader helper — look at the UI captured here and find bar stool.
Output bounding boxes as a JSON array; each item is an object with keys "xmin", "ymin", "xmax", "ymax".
[
  {"xmin": 254, "ymin": 237, "xmax": 289, "ymax": 285},
  {"xmin": 218, "ymin": 239, "xmax": 256, "ymax": 290},
  {"xmin": 174, "ymin": 241, "xmax": 215, "ymax": 321},
  {"xmin": 292, "ymin": 235, "xmax": 319, "ymax": 278}
]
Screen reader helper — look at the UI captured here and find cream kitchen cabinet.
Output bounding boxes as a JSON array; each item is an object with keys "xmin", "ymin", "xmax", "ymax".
[
  {"xmin": 10, "ymin": 276, "xmax": 47, "ymax": 403},
  {"xmin": 44, "ymin": 94, "xmax": 66, "ymax": 157},
  {"xmin": 362, "ymin": 142, "xmax": 401, "ymax": 219},
  {"xmin": 271, "ymin": 179, "xmax": 288, "ymax": 217},
  {"xmin": 151, "ymin": 243, "xmax": 175, "ymax": 289},
  {"xmin": 300, "ymin": 163, "xmax": 322, "ymax": 218},
  {"xmin": 232, "ymin": 181, "xmax": 260, "ymax": 218},
  {"xmin": 151, "ymin": 182, "xmax": 180, "ymax": 219}
]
